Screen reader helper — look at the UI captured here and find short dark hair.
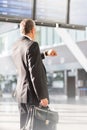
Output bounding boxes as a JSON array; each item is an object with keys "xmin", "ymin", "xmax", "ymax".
[{"xmin": 20, "ymin": 19, "xmax": 35, "ymax": 35}]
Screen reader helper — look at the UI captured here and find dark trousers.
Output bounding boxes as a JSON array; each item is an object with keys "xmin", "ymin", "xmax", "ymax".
[
  {"xmin": 18, "ymin": 90, "xmax": 39, "ymax": 129},
  {"xmin": 18, "ymin": 103, "xmax": 29, "ymax": 129},
  {"xmin": 18, "ymin": 102, "xmax": 39, "ymax": 129}
]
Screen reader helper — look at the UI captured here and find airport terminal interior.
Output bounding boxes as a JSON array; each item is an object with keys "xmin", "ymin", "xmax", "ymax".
[{"xmin": 0, "ymin": 0, "xmax": 87, "ymax": 130}]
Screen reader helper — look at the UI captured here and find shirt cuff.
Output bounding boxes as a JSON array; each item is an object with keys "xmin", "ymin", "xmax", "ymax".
[{"xmin": 44, "ymin": 51, "xmax": 48, "ymax": 56}]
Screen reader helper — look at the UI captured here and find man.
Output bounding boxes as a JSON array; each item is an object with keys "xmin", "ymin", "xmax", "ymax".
[{"xmin": 12, "ymin": 19, "xmax": 57, "ymax": 130}]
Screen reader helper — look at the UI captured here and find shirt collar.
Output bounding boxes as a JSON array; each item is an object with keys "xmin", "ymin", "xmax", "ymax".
[{"xmin": 23, "ymin": 35, "xmax": 32, "ymax": 40}]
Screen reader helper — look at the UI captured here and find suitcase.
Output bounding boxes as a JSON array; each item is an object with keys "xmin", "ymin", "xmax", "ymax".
[{"xmin": 24, "ymin": 106, "xmax": 58, "ymax": 130}]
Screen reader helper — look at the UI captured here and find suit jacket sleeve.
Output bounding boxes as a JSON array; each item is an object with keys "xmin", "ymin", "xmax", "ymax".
[
  {"xmin": 41, "ymin": 53, "xmax": 45, "ymax": 59},
  {"xmin": 27, "ymin": 42, "xmax": 49, "ymax": 101}
]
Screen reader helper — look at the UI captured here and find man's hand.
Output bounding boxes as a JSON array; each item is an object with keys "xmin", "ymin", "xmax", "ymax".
[
  {"xmin": 47, "ymin": 49, "xmax": 57, "ymax": 56},
  {"xmin": 40, "ymin": 98, "xmax": 48, "ymax": 107}
]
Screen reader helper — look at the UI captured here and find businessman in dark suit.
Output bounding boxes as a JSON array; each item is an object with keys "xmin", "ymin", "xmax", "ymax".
[{"xmin": 12, "ymin": 19, "xmax": 57, "ymax": 130}]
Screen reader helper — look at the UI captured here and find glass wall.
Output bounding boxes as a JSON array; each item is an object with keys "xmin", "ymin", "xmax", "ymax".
[
  {"xmin": 36, "ymin": 26, "xmax": 87, "ymax": 45},
  {"xmin": 0, "ymin": 31, "xmax": 20, "ymax": 55},
  {"xmin": 0, "ymin": 22, "xmax": 87, "ymax": 54}
]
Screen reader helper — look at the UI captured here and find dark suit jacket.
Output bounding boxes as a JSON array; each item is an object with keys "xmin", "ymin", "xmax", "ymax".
[{"xmin": 12, "ymin": 36, "xmax": 49, "ymax": 105}]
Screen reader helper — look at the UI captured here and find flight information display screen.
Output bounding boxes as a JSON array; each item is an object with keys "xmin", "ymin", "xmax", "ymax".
[
  {"xmin": 35, "ymin": 0, "xmax": 68, "ymax": 24},
  {"xmin": 70, "ymin": 0, "xmax": 87, "ymax": 26},
  {"xmin": 0, "ymin": 0, "xmax": 33, "ymax": 20}
]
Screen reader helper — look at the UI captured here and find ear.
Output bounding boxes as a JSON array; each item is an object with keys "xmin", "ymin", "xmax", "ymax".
[{"xmin": 31, "ymin": 28, "xmax": 34, "ymax": 34}]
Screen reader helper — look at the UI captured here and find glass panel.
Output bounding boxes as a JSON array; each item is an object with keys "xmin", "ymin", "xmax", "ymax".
[
  {"xmin": 68, "ymin": 29, "xmax": 76, "ymax": 41},
  {"xmin": 40, "ymin": 26, "xmax": 47, "ymax": 46},
  {"xmin": 53, "ymin": 28, "xmax": 62, "ymax": 44},
  {"xmin": 47, "ymin": 27, "xmax": 53, "ymax": 45},
  {"xmin": 76, "ymin": 30, "xmax": 85, "ymax": 41},
  {"xmin": 35, "ymin": 26, "xmax": 41, "ymax": 45}
]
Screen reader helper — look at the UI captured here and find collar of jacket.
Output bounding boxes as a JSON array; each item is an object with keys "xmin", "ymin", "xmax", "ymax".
[{"xmin": 23, "ymin": 35, "xmax": 32, "ymax": 40}]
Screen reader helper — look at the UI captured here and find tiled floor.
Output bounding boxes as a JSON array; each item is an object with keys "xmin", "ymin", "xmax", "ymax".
[
  {"xmin": 54, "ymin": 103, "xmax": 87, "ymax": 130},
  {"xmin": 0, "ymin": 93, "xmax": 87, "ymax": 130},
  {"xmin": 0, "ymin": 102, "xmax": 20, "ymax": 130}
]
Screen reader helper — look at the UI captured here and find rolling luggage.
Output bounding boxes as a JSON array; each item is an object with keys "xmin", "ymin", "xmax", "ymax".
[{"xmin": 24, "ymin": 106, "xmax": 58, "ymax": 130}]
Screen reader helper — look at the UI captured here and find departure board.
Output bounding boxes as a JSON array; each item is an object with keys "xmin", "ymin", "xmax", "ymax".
[
  {"xmin": 0, "ymin": 0, "xmax": 34, "ymax": 22},
  {"xmin": 70, "ymin": 0, "xmax": 87, "ymax": 26},
  {"xmin": 35, "ymin": 0, "xmax": 68, "ymax": 24}
]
